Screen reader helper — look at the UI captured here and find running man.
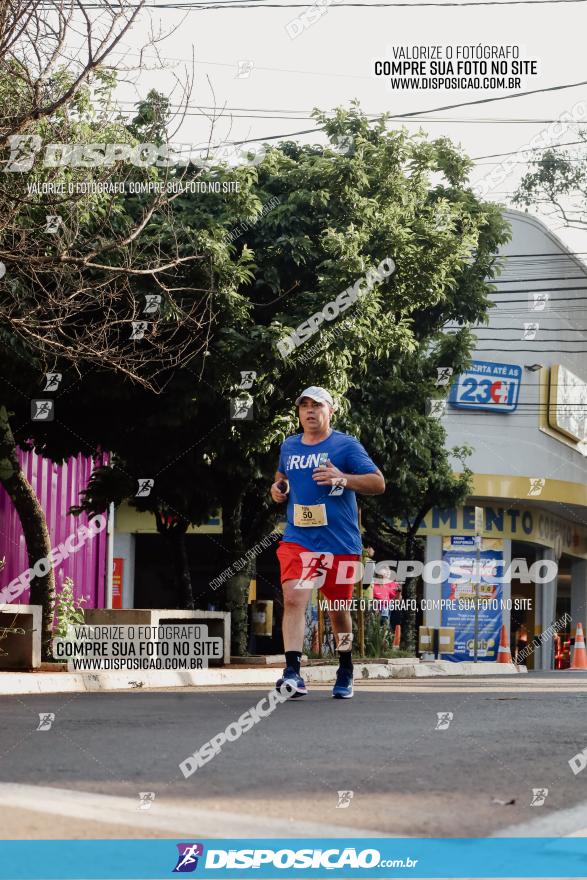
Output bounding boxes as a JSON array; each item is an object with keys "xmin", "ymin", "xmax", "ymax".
[{"xmin": 271, "ymin": 386, "xmax": 385, "ymax": 699}]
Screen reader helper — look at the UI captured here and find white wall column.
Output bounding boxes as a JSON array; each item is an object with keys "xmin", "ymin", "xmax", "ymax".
[
  {"xmin": 535, "ymin": 547, "xmax": 558, "ymax": 670},
  {"xmin": 571, "ymin": 558, "xmax": 587, "ymax": 635},
  {"xmin": 500, "ymin": 538, "xmax": 512, "ymax": 641},
  {"xmin": 424, "ymin": 535, "xmax": 443, "ymax": 629}
]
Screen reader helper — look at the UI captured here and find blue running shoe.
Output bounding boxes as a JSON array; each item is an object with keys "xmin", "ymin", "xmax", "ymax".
[
  {"xmin": 276, "ymin": 667, "xmax": 307, "ymax": 698},
  {"xmin": 332, "ymin": 667, "xmax": 354, "ymax": 699}
]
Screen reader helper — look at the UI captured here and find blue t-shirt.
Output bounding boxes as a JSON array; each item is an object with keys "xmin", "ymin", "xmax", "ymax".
[{"xmin": 277, "ymin": 430, "xmax": 379, "ymax": 554}]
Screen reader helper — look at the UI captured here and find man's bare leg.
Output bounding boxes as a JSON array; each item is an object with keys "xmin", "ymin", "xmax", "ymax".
[
  {"xmin": 277, "ymin": 578, "xmax": 312, "ymax": 696},
  {"xmin": 328, "ymin": 606, "xmax": 353, "ymax": 650},
  {"xmin": 281, "ymin": 578, "xmax": 312, "ymax": 651}
]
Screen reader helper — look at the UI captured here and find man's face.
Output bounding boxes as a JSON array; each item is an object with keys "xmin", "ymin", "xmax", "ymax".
[{"xmin": 298, "ymin": 397, "xmax": 332, "ymax": 433}]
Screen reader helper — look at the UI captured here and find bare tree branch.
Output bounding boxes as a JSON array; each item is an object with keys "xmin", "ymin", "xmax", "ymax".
[{"xmin": 0, "ymin": 0, "xmax": 224, "ymax": 393}]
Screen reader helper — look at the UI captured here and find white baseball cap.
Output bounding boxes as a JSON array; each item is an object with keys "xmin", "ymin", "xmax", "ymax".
[{"xmin": 295, "ymin": 386, "xmax": 335, "ymax": 407}]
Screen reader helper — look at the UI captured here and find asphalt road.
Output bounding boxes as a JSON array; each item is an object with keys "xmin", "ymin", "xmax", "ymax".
[{"xmin": 1, "ymin": 671, "xmax": 587, "ymax": 839}]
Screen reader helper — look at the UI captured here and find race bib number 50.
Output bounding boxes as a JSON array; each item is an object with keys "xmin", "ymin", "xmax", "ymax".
[{"xmin": 293, "ymin": 504, "xmax": 328, "ymax": 527}]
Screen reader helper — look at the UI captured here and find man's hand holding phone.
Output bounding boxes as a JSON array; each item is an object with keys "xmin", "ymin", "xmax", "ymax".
[{"xmin": 271, "ymin": 479, "xmax": 289, "ymax": 503}]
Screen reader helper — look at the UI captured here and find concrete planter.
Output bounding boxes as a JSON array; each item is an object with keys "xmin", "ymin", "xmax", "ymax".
[
  {"xmin": 0, "ymin": 604, "xmax": 41, "ymax": 670},
  {"xmin": 83, "ymin": 608, "xmax": 231, "ymax": 665}
]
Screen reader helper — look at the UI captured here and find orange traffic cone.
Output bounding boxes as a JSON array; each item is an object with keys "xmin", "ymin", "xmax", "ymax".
[
  {"xmin": 392, "ymin": 625, "xmax": 401, "ymax": 650},
  {"xmin": 571, "ymin": 623, "xmax": 587, "ymax": 669},
  {"xmin": 496, "ymin": 625, "xmax": 513, "ymax": 664}
]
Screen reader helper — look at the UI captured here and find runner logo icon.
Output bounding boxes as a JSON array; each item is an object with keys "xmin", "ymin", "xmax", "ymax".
[
  {"xmin": 173, "ymin": 843, "xmax": 205, "ymax": 872},
  {"xmin": 296, "ymin": 552, "xmax": 334, "ymax": 589},
  {"xmin": 328, "ymin": 476, "xmax": 347, "ymax": 496}
]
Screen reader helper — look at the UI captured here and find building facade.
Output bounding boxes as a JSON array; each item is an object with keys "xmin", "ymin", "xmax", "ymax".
[
  {"xmin": 421, "ymin": 209, "xmax": 587, "ymax": 668},
  {"xmin": 0, "ymin": 450, "xmax": 109, "ymax": 608}
]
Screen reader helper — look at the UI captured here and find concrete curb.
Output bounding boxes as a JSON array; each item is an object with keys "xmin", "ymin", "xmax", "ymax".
[{"xmin": 0, "ymin": 659, "xmax": 526, "ymax": 695}]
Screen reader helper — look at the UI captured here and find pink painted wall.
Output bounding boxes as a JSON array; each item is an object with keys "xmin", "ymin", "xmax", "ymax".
[{"xmin": 0, "ymin": 450, "xmax": 109, "ymax": 608}]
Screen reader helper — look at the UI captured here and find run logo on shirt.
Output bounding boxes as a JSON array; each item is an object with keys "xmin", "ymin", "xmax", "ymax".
[{"xmin": 286, "ymin": 453, "xmax": 328, "ymax": 470}]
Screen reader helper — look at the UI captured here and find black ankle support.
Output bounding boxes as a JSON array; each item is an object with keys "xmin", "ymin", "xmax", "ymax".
[
  {"xmin": 285, "ymin": 651, "xmax": 302, "ymax": 673},
  {"xmin": 338, "ymin": 650, "xmax": 353, "ymax": 672}
]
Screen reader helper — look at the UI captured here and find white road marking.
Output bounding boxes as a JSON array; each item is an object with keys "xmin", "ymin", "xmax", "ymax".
[
  {"xmin": 321, "ymin": 678, "xmax": 587, "ymax": 694},
  {"xmin": 0, "ymin": 783, "xmax": 386, "ymax": 838},
  {"xmin": 494, "ymin": 797, "xmax": 587, "ymax": 838},
  {"xmin": 190, "ymin": 683, "xmax": 587, "ymax": 695}
]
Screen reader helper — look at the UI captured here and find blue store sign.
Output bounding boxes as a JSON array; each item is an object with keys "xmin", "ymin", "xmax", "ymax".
[{"xmin": 448, "ymin": 360, "xmax": 522, "ymax": 413}]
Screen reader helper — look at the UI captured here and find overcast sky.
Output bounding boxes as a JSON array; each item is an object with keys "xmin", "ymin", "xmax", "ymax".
[{"xmin": 102, "ymin": 0, "xmax": 587, "ymax": 255}]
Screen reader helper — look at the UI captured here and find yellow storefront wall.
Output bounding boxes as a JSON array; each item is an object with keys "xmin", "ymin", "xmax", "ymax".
[
  {"xmin": 115, "ymin": 502, "xmax": 223, "ymax": 534},
  {"xmin": 400, "ymin": 500, "xmax": 587, "ymax": 560}
]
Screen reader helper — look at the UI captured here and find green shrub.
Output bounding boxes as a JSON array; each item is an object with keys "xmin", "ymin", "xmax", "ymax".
[{"xmin": 53, "ymin": 577, "xmax": 86, "ymax": 639}]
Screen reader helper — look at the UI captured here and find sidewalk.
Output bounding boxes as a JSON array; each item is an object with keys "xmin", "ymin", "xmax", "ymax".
[{"xmin": 0, "ymin": 658, "xmax": 526, "ymax": 695}]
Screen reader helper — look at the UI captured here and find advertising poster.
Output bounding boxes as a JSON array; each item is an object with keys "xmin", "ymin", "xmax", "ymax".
[
  {"xmin": 2, "ymin": 0, "xmax": 587, "ymax": 879},
  {"xmin": 112, "ymin": 557, "xmax": 124, "ymax": 610},
  {"xmin": 441, "ymin": 536, "xmax": 504, "ymax": 661}
]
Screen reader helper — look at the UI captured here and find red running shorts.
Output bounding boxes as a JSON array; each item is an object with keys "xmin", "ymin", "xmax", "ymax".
[{"xmin": 276, "ymin": 541, "xmax": 361, "ymax": 601}]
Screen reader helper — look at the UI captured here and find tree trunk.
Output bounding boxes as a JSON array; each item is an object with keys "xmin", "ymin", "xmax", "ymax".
[
  {"xmin": 170, "ymin": 526, "xmax": 194, "ymax": 610},
  {"xmin": 0, "ymin": 406, "xmax": 55, "ymax": 659},
  {"xmin": 401, "ymin": 531, "xmax": 418, "ymax": 654},
  {"xmin": 221, "ymin": 492, "xmax": 249, "ymax": 657},
  {"xmin": 154, "ymin": 512, "xmax": 195, "ymax": 610},
  {"xmin": 402, "ymin": 575, "xmax": 418, "ymax": 654}
]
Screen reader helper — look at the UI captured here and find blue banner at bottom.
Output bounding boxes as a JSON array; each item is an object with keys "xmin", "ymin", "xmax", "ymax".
[{"xmin": 1, "ymin": 838, "xmax": 587, "ymax": 879}]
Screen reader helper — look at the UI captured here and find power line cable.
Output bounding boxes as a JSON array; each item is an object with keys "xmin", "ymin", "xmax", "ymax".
[
  {"xmin": 492, "ymin": 276, "xmax": 587, "ymax": 283},
  {"xmin": 476, "ymin": 157, "xmax": 587, "ymax": 164},
  {"xmin": 106, "ymin": 103, "xmax": 587, "ymax": 123},
  {"xmin": 54, "ymin": 0, "xmax": 587, "ymax": 7},
  {"xmin": 488, "ymin": 286, "xmax": 587, "ymax": 295},
  {"xmin": 467, "ymin": 328, "xmax": 587, "ymax": 332},
  {"xmin": 473, "ymin": 139, "xmax": 587, "ymax": 160},
  {"xmin": 469, "ymin": 337, "xmax": 587, "ymax": 341},
  {"xmin": 488, "ymin": 297, "xmax": 587, "ymax": 303},
  {"xmin": 472, "ymin": 347, "xmax": 587, "ymax": 351},
  {"xmin": 114, "ymin": 100, "xmax": 587, "ymax": 125},
  {"xmin": 154, "ymin": 79, "xmax": 587, "ymax": 147},
  {"xmin": 495, "ymin": 252, "xmax": 587, "ymax": 257}
]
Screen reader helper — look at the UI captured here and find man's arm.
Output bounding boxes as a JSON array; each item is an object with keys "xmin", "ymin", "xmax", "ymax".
[
  {"xmin": 313, "ymin": 463, "xmax": 385, "ymax": 495},
  {"xmin": 344, "ymin": 469, "xmax": 385, "ymax": 495}
]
